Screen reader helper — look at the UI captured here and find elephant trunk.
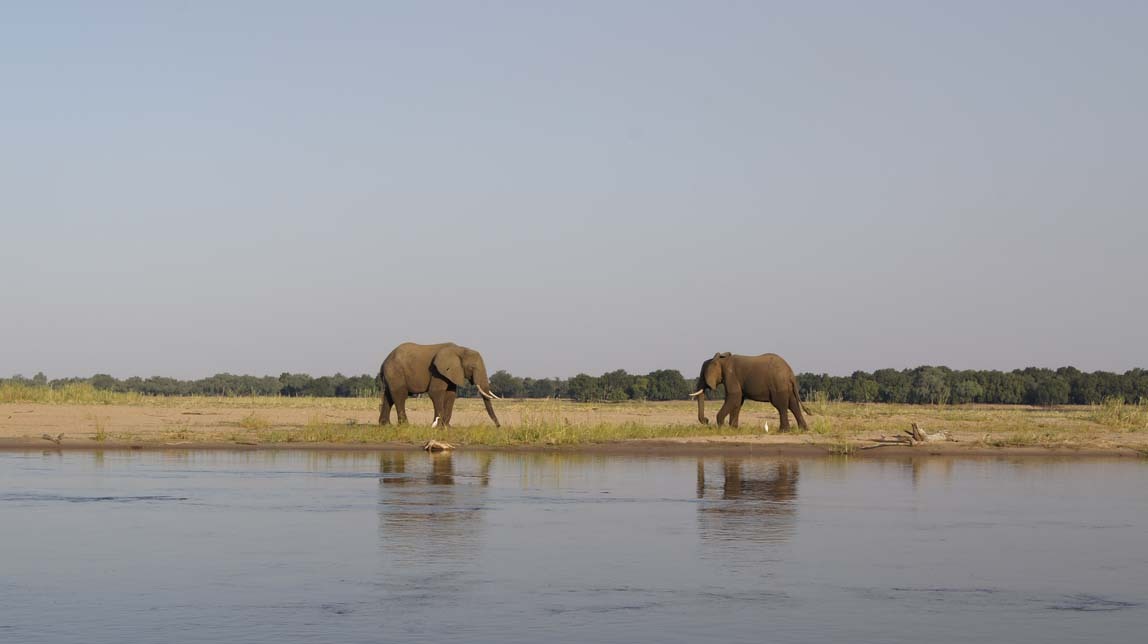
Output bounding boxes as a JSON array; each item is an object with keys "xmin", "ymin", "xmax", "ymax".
[
  {"xmin": 695, "ymin": 381, "xmax": 708, "ymax": 425},
  {"xmin": 482, "ymin": 396, "xmax": 501, "ymax": 428},
  {"xmin": 473, "ymin": 369, "xmax": 501, "ymax": 427}
]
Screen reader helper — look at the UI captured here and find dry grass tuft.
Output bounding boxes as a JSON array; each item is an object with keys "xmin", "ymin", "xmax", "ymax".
[
  {"xmin": 253, "ymin": 419, "xmax": 747, "ymax": 446},
  {"xmin": 237, "ymin": 413, "xmax": 272, "ymax": 430},
  {"xmin": 1, "ymin": 383, "xmax": 142, "ymax": 405},
  {"xmin": 1089, "ymin": 397, "xmax": 1148, "ymax": 431}
]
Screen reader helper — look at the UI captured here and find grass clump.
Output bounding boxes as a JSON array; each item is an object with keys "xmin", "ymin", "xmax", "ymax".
[
  {"xmin": 164, "ymin": 421, "xmax": 193, "ymax": 441},
  {"xmin": 89, "ymin": 414, "xmax": 108, "ymax": 441},
  {"xmin": 979, "ymin": 430, "xmax": 1086, "ymax": 449},
  {"xmin": 0, "ymin": 382, "xmax": 142, "ymax": 405},
  {"xmin": 1089, "ymin": 397, "xmax": 1148, "ymax": 431},
  {"xmin": 808, "ymin": 415, "xmax": 834, "ymax": 435},
  {"xmin": 253, "ymin": 420, "xmax": 749, "ymax": 447},
  {"xmin": 238, "ymin": 412, "xmax": 272, "ymax": 430},
  {"xmin": 826, "ymin": 438, "xmax": 855, "ymax": 456},
  {"xmin": 805, "ymin": 390, "xmax": 832, "ymax": 416}
]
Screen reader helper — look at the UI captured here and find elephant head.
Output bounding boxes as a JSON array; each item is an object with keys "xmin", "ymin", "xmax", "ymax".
[
  {"xmin": 432, "ymin": 344, "xmax": 501, "ymax": 426},
  {"xmin": 689, "ymin": 352, "xmax": 730, "ymax": 424}
]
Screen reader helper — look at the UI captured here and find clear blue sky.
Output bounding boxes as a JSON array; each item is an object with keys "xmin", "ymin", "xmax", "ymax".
[{"xmin": 4, "ymin": 1, "xmax": 1145, "ymax": 379}]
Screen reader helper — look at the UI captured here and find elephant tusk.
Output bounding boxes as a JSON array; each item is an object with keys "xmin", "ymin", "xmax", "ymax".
[
  {"xmin": 688, "ymin": 389, "xmax": 705, "ymax": 397},
  {"xmin": 488, "ymin": 390, "xmax": 502, "ymax": 400},
  {"xmin": 478, "ymin": 388, "xmax": 496, "ymax": 400}
]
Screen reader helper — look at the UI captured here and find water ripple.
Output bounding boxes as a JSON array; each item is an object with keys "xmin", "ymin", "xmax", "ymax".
[
  {"xmin": 1048, "ymin": 594, "xmax": 1140, "ymax": 612},
  {"xmin": 0, "ymin": 493, "xmax": 188, "ymax": 504}
]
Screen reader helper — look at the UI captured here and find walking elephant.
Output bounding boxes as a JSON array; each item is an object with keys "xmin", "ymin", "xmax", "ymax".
[
  {"xmin": 689, "ymin": 352, "xmax": 810, "ymax": 431},
  {"xmin": 378, "ymin": 342, "xmax": 501, "ymax": 428}
]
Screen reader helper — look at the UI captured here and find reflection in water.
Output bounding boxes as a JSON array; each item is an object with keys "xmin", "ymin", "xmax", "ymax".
[
  {"xmin": 697, "ymin": 458, "xmax": 799, "ymax": 546},
  {"xmin": 375, "ymin": 452, "xmax": 493, "ymax": 604},
  {"xmin": 3, "ymin": 450, "xmax": 1147, "ymax": 644}
]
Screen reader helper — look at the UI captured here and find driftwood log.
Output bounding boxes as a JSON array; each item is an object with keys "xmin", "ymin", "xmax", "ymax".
[
  {"xmin": 861, "ymin": 423, "xmax": 955, "ymax": 449},
  {"xmin": 423, "ymin": 439, "xmax": 455, "ymax": 452}
]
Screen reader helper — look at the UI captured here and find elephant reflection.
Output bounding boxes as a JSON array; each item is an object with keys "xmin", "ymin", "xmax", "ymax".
[
  {"xmin": 377, "ymin": 452, "xmax": 493, "ymax": 567},
  {"xmin": 379, "ymin": 451, "xmax": 493, "ymax": 487},
  {"xmin": 696, "ymin": 458, "xmax": 799, "ymax": 545}
]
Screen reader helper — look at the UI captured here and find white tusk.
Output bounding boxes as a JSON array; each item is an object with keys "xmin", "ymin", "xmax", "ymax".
[
  {"xmin": 688, "ymin": 389, "xmax": 705, "ymax": 397},
  {"xmin": 488, "ymin": 390, "xmax": 502, "ymax": 400},
  {"xmin": 431, "ymin": 416, "xmax": 439, "ymax": 428},
  {"xmin": 477, "ymin": 388, "xmax": 495, "ymax": 400}
]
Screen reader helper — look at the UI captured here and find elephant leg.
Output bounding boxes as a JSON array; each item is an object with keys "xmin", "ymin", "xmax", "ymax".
[
  {"xmin": 729, "ymin": 398, "xmax": 743, "ymax": 428},
  {"xmin": 379, "ymin": 388, "xmax": 393, "ymax": 425},
  {"xmin": 428, "ymin": 389, "xmax": 445, "ymax": 427},
  {"xmin": 716, "ymin": 397, "xmax": 740, "ymax": 427},
  {"xmin": 392, "ymin": 389, "xmax": 410, "ymax": 425},
  {"xmin": 774, "ymin": 400, "xmax": 791, "ymax": 432},
  {"xmin": 441, "ymin": 390, "xmax": 458, "ymax": 427},
  {"xmin": 789, "ymin": 396, "xmax": 809, "ymax": 431}
]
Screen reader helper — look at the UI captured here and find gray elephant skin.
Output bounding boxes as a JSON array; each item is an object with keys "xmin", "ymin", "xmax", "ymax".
[
  {"xmin": 378, "ymin": 342, "xmax": 501, "ymax": 428},
  {"xmin": 689, "ymin": 352, "xmax": 810, "ymax": 431}
]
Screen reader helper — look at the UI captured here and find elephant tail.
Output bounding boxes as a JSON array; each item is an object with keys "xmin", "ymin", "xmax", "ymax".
[{"xmin": 792, "ymin": 377, "xmax": 813, "ymax": 415}]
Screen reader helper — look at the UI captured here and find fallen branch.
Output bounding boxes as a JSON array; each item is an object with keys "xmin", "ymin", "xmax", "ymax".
[
  {"xmin": 909, "ymin": 422, "xmax": 954, "ymax": 443},
  {"xmin": 864, "ymin": 423, "xmax": 956, "ymax": 448},
  {"xmin": 423, "ymin": 439, "xmax": 455, "ymax": 452}
]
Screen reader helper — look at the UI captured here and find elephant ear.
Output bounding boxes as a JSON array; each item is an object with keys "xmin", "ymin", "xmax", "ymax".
[
  {"xmin": 433, "ymin": 348, "xmax": 466, "ymax": 387},
  {"xmin": 704, "ymin": 362, "xmax": 721, "ymax": 390}
]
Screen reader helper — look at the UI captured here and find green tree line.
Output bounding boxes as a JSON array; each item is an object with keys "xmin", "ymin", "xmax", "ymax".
[
  {"xmin": 796, "ymin": 366, "xmax": 1148, "ymax": 406},
  {"xmin": 3, "ymin": 365, "xmax": 1146, "ymax": 405}
]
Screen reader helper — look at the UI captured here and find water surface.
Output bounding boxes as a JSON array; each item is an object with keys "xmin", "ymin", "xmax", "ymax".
[{"xmin": 1, "ymin": 450, "xmax": 1145, "ymax": 643}]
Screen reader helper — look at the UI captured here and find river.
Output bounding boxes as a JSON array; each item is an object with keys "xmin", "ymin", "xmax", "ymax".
[{"xmin": 1, "ymin": 449, "xmax": 1145, "ymax": 643}]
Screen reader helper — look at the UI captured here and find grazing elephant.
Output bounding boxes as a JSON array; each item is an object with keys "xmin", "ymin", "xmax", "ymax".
[
  {"xmin": 378, "ymin": 342, "xmax": 501, "ymax": 428},
  {"xmin": 689, "ymin": 352, "xmax": 810, "ymax": 431}
]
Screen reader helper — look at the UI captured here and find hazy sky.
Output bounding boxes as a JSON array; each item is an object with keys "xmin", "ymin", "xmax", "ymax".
[{"xmin": 3, "ymin": 1, "xmax": 1146, "ymax": 379}]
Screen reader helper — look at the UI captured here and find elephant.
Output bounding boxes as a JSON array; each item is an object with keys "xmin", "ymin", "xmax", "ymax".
[
  {"xmin": 689, "ymin": 352, "xmax": 810, "ymax": 431},
  {"xmin": 378, "ymin": 342, "xmax": 501, "ymax": 428}
]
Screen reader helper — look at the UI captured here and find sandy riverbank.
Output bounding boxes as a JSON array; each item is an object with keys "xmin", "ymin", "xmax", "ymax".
[{"xmin": 2, "ymin": 397, "xmax": 1145, "ymax": 456}]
